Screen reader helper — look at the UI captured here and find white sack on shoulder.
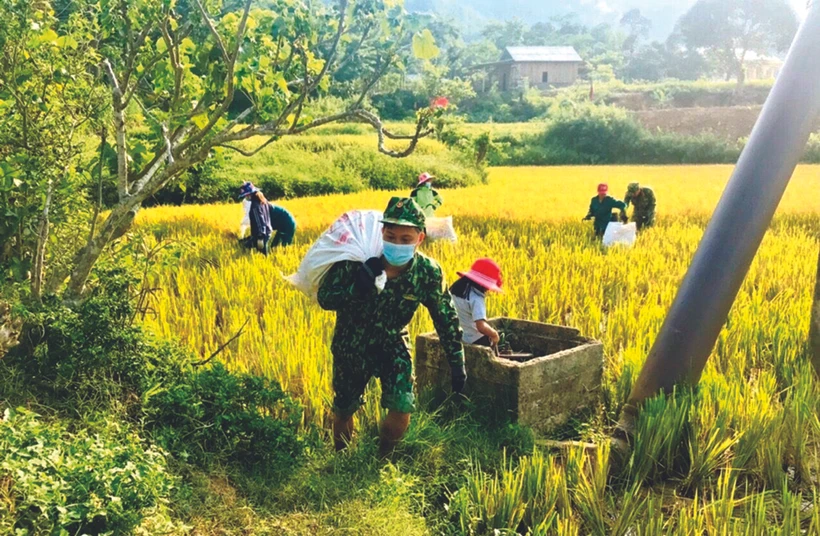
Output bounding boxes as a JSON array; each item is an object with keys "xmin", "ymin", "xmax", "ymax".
[{"xmin": 286, "ymin": 210, "xmax": 385, "ymax": 299}]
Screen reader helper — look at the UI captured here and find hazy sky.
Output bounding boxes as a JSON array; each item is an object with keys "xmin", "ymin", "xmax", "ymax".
[
  {"xmin": 408, "ymin": 0, "xmax": 812, "ymax": 40},
  {"xmin": 579, "ymin": 0, "xmax": 808, "ymax": 38}
]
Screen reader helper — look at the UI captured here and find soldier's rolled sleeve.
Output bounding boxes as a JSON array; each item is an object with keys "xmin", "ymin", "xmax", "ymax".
[
  {"xmin": 423, "ymin": 265, "xmax": 465, "ymax": 368},
  {"xmin": 317, "ymin": 261, "xmax": 362, "ymax": 311}
]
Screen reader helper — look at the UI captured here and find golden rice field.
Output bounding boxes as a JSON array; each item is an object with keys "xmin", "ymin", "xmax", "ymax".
[{"xmin": 138, "ymin": 165, "xmax": 820, "ymax": 534}]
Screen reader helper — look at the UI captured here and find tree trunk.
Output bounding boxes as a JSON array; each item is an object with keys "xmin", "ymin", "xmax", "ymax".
[
  {"xmin": 810, "ymin": 246, "xmax": 820, "ymax": 377},
  {"xmin": 64, "ymin": 203, "xmax": 138, "ymax": 301},
  {"xmin": 31, "ymin": 180, "xmax": 54, "ymax": 303}
]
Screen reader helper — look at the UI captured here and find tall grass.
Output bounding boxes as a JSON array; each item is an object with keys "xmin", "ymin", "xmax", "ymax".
[{"xmin": 136, "ymin": 166, "xmax": 820, "ymax": 533}]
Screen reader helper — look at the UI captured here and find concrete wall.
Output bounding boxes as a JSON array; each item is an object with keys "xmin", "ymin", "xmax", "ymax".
[
  {"xmin": 488, "ymin": 62, "xmax": 580, "ymax": 92},
  {"xmin": 515, "ymin": 61, "xmax": 580, "ymax": 89},
  {"xmin": 745, "ymin": 61, "xmax": 781, "ymax": 81},
  {"xmin": 416, "ymin": 318, "xmax": 603, "ymax": 433}
]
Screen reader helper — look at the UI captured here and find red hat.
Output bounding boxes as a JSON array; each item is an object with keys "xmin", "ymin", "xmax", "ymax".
[
  {"xmin": 418, "ymin": 172, "xmax": 435, "ymax": 186},
  {"xmin": 598, "ymin": 183, "xmax": 608, "ymax": 194},
  {"xmin": 458, "ymin": 258, "xmax": 503, "ymax": 293}
]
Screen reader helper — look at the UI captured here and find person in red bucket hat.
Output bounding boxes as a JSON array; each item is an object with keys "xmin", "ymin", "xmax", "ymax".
[
  {"xmin": 583, "ymin": 183, "xmax": 627, "ymax": 238},
  {"xmin": 410, "ymin": 172, "xmax": 444, "ymax": 219},
  {"xmin": 450, "ymin": 258, "xmax": 503, "ymax": 347}
]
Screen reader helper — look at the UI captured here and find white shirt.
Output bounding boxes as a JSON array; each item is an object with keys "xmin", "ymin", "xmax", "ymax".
[
  {"xmin": 453, "ymin": 288, "xmax": 487, "ymax": 344},
  {"xmin": 239, "ymin": 198, "xmax": 251, "ymax": 237}
]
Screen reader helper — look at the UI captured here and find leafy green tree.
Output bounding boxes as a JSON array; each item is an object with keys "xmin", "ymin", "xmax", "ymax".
[
  {"xmin": 620, "ymin": 8, "xmax": 652, "ymax": 56},
  {"xmin": 481, "ymin": 19, "xmax": 527, "ymax": 50},
  {"xmin": 620, "ymin": 42, "xmax": 713, "ymax": 82},
  {"xmin": 673, "ymin": 0, "xmax": 798, "ymax": 85},
  {"xmin": 0, "ymin": 0, "xmax": 443, "ymax": 301},
  {"xmin": 0, "ymin": 1, "xmax": 107, "ymax": 300}
]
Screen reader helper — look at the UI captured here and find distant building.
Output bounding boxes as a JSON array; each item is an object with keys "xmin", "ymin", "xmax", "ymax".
[
  {"xmin": 476, "ymin": 46, "xmax": 584, "ymax": 92},
  {"xmin": 742, "ymin": 51, "xmax": 783, "ymax": 81}
]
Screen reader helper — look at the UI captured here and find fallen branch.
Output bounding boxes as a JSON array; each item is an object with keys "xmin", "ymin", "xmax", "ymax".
[{"xmin": 193, "ymin": 317, "xmax": 251, "ymax": 367}]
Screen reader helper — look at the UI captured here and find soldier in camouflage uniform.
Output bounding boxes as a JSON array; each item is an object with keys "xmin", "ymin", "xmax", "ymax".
[
  {"xmin": 318, "ymin": 197, "xmax": 465, "ymax": 456},
  {"xmin": 624, "ymin": 182, "xmax": 656, "ymax": 231}
]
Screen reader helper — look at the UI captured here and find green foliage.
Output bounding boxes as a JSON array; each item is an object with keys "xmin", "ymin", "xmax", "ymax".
[
  {"xmin": 0, "ymin": 0, "xmax": 104, "ymax": 282},
  {"xmin": 674, "ymin": 0, "xmax": 798, "ymax": 82},
  {"xmin": 3, "ymin": 253, "xmax": 316, "ymax": 476},
  {"xmin": 490, "ymin": 105, "xmax": 742, "ymax": 166},
  {"xmin": 0, "ymin": 408, "xmax": 174, "ymax": 535},
  {"xmin": 148, "ymin": 363, "xmax": 318, "ymax": 472},
  {"xmin": 5, "ymin": 266, "xmax": 188, "ymax": 408},
  {"xmin": 137, "ymin": 135, "xmax": 486, "ymax": 205},
  {"xmin": 371, "ymin": 90, "xmax": 431, "ymax": 121}
]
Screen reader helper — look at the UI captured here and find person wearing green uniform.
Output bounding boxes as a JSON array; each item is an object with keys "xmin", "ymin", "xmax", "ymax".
[
  {"xmin": 409, "ymin": 172, "xmax": 443, "ymax": 219},
  {"xmin": 318, "ymin": 197, "xmax": 465, "ymax": 456},
  {"xmin": 584, "ymin": 183, "xmax": 627, "ymax": 238},
  {"xmin": 624, "ymin": 182, "xmax": 656, "ymax": 231}
]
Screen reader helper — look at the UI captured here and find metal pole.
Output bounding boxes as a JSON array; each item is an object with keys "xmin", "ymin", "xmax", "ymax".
[{"xmin": 618, "ymin": 2, "xmax": 820, "ymax": 433}]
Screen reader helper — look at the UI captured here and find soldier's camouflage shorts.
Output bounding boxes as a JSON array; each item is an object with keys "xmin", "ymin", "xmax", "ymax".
[{"xmin": 332, "ymin": 333, "xmax": 416, "ymax": 417}]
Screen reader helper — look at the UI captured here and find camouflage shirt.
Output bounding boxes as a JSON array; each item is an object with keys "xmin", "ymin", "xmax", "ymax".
[
  {"xmin": 317, "ymin": 254, "xmax": 465, "ymax": 368},
  {"xmin": 625, "ymin": 186, "xmax": 656, "ymax": 218}
]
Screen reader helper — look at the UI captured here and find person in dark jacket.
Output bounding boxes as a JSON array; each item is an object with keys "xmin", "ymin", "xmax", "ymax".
[
  {"xmin": 584, "ymin": 183, "xmax": 627, "ymax": 238},
  {"xmin": 238, "ymin": 182, "xmax": 297, "ymax": 254}
]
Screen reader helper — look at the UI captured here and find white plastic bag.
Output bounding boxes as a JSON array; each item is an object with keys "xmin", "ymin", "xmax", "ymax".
[
  {"xmin": 602, "ymin": 222, "xmax": 637, "ymax": 248},
  {"xmin": 286, "ymin": 210, "xmax": 386, "ymax": 299},
  {"xmin": 425, "ymin": 216, "xmax": 458, "ymax": 243}
]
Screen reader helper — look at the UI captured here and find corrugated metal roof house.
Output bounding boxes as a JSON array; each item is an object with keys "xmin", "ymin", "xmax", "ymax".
[{"xmin": 478, "ymin": 46, "xmax": 584, "ymax": 92}]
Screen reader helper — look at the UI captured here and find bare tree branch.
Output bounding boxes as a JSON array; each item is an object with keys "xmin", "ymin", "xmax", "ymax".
[
  {"xmin": 162, "ymin": 123, "xmax": 175, "ymax": 164},
  {"xmin": 272, "ymin": 0, "xmax": 349, "ymax": 134},
  {"xmin": 214, "ymin": 108, "xmax": 433, "ymax": 160},
  {"xmin": 217, "ymin": 136, "xmax": 278, "ymax": 157},
  {"xmin": 86, "ymin": 127, "xmax": 107, "ymax": 246},
  {"xmin": 103, "ymin": 59, "xmax": 129, "ymax": 199},
  {"xmin": 353, "ymin": 54, "xmax": 395, "ymax": 109},
  {"xmin": 192, "ymin": 0, "xmax": 230, "ymax": 64},
  {"xmin": 193, "ymin": 317, "xmax": 251, "ymax": 367},
  {"xmin": 132, "ymin": 125, "xmax": 192, "ymax": 195},
  {"xmin": 353, "ymin": 109, "xmax": 433, "ymax": 158},
  {"xmin": 31, "ymin": 179, "xmax": 54, "ymax": 303},
  {"xmin": 177, "ymin": 0, "xmax": 252, "ymax": 155}
]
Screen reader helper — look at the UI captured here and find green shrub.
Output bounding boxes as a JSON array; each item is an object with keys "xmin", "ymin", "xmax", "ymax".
[
  {"xmin": 0, "ymin": 408, "xmax": 174, "ymax": 535},
  {"xmin": 120, "ymin": 134, "xmax": 486, "ymax": 206},
  {"xmin": 147, "ymin": 363, "xmax": 318, "ymax": 473},
  {"xmin": 371, "ymin": 89, "xmax": 429, "ymax": 121},
  {"xmin": 493, "ymin": 105, "xmax": 742, "ymax": 166},
  {"xmin": 803, "ymin": 133, "xmax": 820, "ymax": 164},
  {"xmin": 216, "ymin": 138, "xmax": 485, "ymax": 201},
  {"xmin": 5, "ymin": 266, "xmax": 188, "ymax": 408},
  {"xmin": 4, "ymin": 261, "xmax": 317, "ymax": 477}
]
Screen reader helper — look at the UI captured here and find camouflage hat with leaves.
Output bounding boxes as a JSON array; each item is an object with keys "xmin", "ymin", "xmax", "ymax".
[
  {"xmin": 627, "ymin": 182, "xmax": 641, "ymax": 194},
  {"xmin": 381, "ymin": 196, "xmax": 426, "ymax": 229}
]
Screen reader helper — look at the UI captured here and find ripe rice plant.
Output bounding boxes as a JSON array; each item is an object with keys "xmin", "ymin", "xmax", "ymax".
[{"xmin": 137, "ymin": 165, "xmax": 820, "ymax": 533}]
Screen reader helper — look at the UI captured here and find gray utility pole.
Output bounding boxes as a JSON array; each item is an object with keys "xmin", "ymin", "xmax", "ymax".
[{"xmin": 618, "ymin": 1, "xmax": 820, "ymax": 436}]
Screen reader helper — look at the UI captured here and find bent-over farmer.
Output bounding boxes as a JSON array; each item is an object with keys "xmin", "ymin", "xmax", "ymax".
[
  {"xmin": 239, "ymin": 182, "xmax": 297, "ymax": 252},
  {"xmin": 624, "ymin": 182, "xmax": 656, "ymax": 231},
  {"xmin": 318, "ymin": 197, "xmax": 465, "ymax": 456},
  {"xmin": 584, "ymin": 183, "xmax": 627, "ymax": 238}
]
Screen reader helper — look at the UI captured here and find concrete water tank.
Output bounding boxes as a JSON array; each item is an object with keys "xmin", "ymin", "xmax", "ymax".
[{"xmin": 416, "ymin": 318, "xmax": 604, "ymax": 433}]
